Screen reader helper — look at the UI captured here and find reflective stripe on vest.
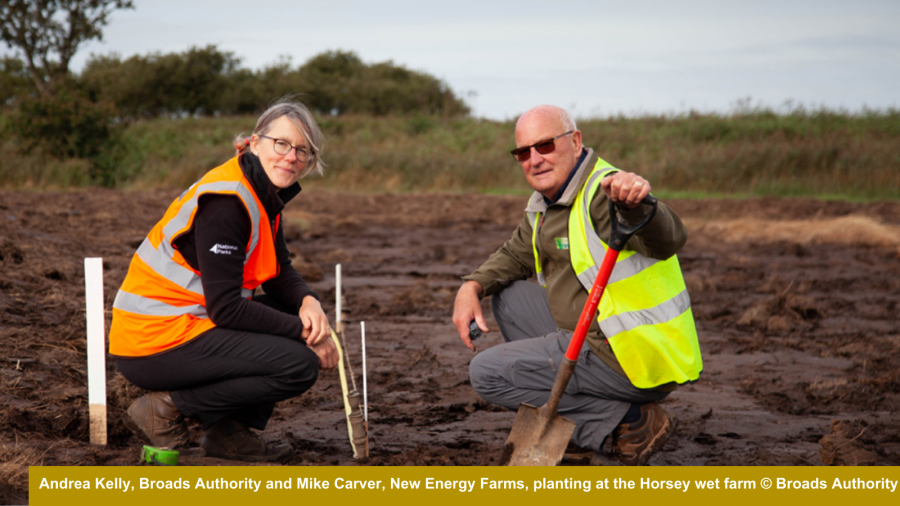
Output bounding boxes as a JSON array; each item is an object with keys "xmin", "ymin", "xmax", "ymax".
[
  {"xmin": 114, "ymin": 291, "xmax": 209, "ymax": 318},
  {"xmin": 528, "ymin": 212, "xmax": 546, "ymax": 287},
  {"xmin": 110, "ymin": 157, "xmax": 277, "ymax": 357},
  {"xmin": 161, "ymin": 180, "xmax": 262, "ymax": 266},
  {"xmin": 530, "ymin": 157, "xmax": 702, "ymax": 388},
  {"xmin": 130, "ymin": 182, "xmax": 259, "ymax": 299},
  {"xmin": 527, "ymin": 160, "xmax": 618, "ymax": 289}
]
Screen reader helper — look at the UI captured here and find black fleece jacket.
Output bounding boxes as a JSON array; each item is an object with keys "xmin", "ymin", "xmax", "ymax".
[{"xmin": 171, "ymin": 153, "xmax": 319, "ymax": 341}]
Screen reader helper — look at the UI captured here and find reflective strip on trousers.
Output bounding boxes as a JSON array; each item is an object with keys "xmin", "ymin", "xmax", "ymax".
[
  {"xmin": 114, "ymin": 290, "xmax": 209, "ymax": 318},
  {"xmin": 598, "ymin": 289, "xmax": 692, "ymax": 339}
]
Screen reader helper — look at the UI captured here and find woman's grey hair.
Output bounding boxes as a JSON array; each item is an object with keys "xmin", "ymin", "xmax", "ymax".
[{"xmin": 234, "ymin": 98, "xmax": 325, "ymax": 177}]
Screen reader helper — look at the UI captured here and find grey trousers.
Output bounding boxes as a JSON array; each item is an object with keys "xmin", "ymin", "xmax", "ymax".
[{"xmin": 469, "ymin": 280, "xmax": 669, "ymax": 451}]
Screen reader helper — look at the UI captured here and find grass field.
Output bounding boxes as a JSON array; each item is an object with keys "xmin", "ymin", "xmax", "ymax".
[{"xmin": 2, "ymin": 109, "xmax": 898, "ymax": 200}]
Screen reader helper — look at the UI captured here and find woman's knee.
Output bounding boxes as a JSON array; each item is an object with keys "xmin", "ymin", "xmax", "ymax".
[{"xmin": 274, "ymin": 346, "xmax": 319, "ymax": 394}]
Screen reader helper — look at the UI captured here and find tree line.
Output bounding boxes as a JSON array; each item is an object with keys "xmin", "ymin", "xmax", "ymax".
[
  {"xmin": 1, "ymin": 44, "xmax": 470, "ymax": 119},
  {"xmin": 77, "ymin": 47, "xmax": 469, "ymax": 118},
  {"xmin": 1, "ymin": 46, "xmax": 469, "ymax": 156},
  {"xmin": 1, "ymin": 1, "xmax": 468, "ymax": 182}
]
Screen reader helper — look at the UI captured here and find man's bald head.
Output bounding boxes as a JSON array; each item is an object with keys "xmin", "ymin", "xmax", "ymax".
[
  {"xmin": 513, "ymin": 105, "xmax": 583, "ymax": 199},
  {"xmin": 516, "ymin": 105, "xmax": 577, "ymax": 134}
]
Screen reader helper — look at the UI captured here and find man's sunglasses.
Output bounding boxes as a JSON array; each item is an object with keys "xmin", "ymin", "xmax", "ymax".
[{"xmin": 509, "ymin": 131, "xmax": 573, "ymax": 162}]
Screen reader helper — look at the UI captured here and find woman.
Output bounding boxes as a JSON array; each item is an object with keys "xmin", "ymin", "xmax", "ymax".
[{"xmin": 109, "ymin": 99, "xmax": 338, "ymax": 462}]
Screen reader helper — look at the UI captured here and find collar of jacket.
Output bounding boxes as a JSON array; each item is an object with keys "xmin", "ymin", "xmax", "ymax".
[
  {"xmin": 238, "ymin": 152, "xmax": 302, "ymax": 218},
  {"xmin": 524, "ymin": 147, "xmax": 596, "ymax": 214}
]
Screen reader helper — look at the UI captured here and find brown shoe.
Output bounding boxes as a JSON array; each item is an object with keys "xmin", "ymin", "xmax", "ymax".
[
  {"xmin": 611, "ymin": 403, "xmax": 677, "ymax": 466},
  {"xmin": 200, "ymin": 418, "xmax": 293, "ymax": 462},
  {"xmin": 126, "ymin": 392, "xmax": 190, "ymax": 449}
]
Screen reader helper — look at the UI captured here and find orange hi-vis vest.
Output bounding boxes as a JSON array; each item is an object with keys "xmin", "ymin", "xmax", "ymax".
[{"xmin": 109, "ymin": 156, "xmax": 280, "ymax": 357}]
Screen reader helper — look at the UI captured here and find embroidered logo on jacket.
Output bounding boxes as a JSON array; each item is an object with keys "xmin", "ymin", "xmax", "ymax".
[
  {"xmin": 209, "ymin": 244, "xmax": 239, "ymax": 255},
  {"xmin": 554, "ymin": 238, "xmax": 569, "ymax": 250}
]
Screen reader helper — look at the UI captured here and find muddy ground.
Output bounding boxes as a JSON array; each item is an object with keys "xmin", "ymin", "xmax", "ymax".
[{"xmin": 2, "ymin": 190, "xmax": 899, "ymax": 502}]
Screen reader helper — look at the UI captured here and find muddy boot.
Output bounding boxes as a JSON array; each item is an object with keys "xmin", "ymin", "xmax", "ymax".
[
  {"xmin": 562, "ymin": 442, "xmax": 623, "ymax": 466},
  {"xmin": 555, "ymin": 441, "xmax": 593, "ymax": 464},
  {"xmin": 126, "ymin": 391, "xmax": 190, "ymax": 449},
  {"xmin": 610, "ymin": 402, "xmax": 677, "ymax": 466},
  {"xmin": 200, "ymin": 418, "xmax": 293, "ymax": 463}
]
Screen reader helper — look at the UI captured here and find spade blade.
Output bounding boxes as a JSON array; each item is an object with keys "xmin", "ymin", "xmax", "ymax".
[{"xmin": 500, "ymin": 402, "xmax": 576, "ymax": 466}]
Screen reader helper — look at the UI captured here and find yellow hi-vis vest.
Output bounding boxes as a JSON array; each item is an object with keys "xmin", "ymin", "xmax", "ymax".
[{"xmin": 529, "ymin": 158, "xmax": 702, "ymax": 388}]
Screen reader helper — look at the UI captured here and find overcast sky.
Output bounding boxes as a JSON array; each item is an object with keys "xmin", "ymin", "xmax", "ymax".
[{"xmin": 53, "ymin": 0, "xmax": 900, "ymax": 119}]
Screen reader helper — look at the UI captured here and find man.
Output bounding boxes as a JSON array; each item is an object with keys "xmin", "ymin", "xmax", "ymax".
[{"xmin": 452, "ymin": 105, "xmax": 702, "ymax": 465}]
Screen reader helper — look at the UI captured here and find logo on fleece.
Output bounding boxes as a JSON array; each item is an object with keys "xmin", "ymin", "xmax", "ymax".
[{"xmin": 209, "ymin": 244, "xmax": 239, "ymax": 255}]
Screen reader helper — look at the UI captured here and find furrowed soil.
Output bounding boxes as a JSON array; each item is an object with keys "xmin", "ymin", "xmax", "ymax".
[{"xmin": 2, "ymin": 190, "xmax": 899, "ymax": 502}]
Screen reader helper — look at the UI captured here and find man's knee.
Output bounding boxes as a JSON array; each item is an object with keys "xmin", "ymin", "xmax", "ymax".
[
  {"xmin": 469, "ymin": 347, "xmax": 504, "ymax": 398},
  {"xmin": 490, "ymin": 281, "xmax": 555, "ymax": 343},
  {"xmin": 489, "ymin": 282, "xmax": 517, "ymax": 321}
]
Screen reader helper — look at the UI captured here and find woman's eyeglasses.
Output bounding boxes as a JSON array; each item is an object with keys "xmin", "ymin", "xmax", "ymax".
[{"xmin": 260, "ymin": 135, "xmax": 314, "ymax": 161}]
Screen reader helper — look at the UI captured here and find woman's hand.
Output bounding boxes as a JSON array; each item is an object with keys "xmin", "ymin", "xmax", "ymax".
[
  {"xmin": 308, "ymin": 338, "xmax": 339, "ymax": 371},
  {"xmin": 299, "ymin": 296, "xmax": 330, "ymax": 346}
]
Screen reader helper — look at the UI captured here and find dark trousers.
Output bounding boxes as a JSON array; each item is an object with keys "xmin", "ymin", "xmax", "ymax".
[{"xmin": 114, "ymin": 295, "xmax": 318, "ymax": 430}]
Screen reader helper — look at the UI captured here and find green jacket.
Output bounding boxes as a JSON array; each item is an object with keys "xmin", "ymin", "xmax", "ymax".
[{"xmin": 463, "ymin": 148, "xmax": 689, "ymax": 379}]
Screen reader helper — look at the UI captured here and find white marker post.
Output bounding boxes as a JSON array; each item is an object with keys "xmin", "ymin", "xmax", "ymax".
[
  {"xmin": 361, "ymin": 321, "xmax": 368, "ymax": 458},
  {"xmin": 84, "ymin": 257, "xmax": 107, "ymax": 445},
  {"xmin": 335, "ymin": 264, "xmax": 342, "ymax": 333}
]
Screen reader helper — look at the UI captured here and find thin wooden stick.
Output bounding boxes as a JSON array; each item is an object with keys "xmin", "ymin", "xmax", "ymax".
[
  {"xmin": 335, "ymin": 264, "xmax": 342, "ymax": 333},
  {"xmin": 335, "ymin": 263, "xmax": 359, "ymax": 392},
  {"xmin": 361, "ymin": 321, "xmax": 368, "ymax": 458},
  {"xmin": 342, "ymin": 328, "xmax": 359, "ymax": 393}
]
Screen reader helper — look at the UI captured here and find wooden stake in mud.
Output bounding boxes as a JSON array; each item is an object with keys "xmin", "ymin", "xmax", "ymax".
[
  {"xmin": 84, "ymin": 258, "xmax": 107, "ymax": 445},
  {"xmin": 361, "ymin": 321, "xmax": 369, "ymax": 458}
]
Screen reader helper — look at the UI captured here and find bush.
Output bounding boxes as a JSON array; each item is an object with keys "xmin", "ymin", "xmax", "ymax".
[
  {"xmin": 8, "ymin": 89, "xmax": 130, "ymax": 187},
  {"xmin": 11, "ymin": 89, "xmax": 116, "ymax": 160},
  {"xmin": 0, "ymin": 56, "xmax": 30, "ymax": 107},
  {"xmin": 297, "ymin": 51, "xmax": 469, "ymax": 116},
  {"xmin": 81, "ymin": 45, "xmax": 244, "ymax": 118}
]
